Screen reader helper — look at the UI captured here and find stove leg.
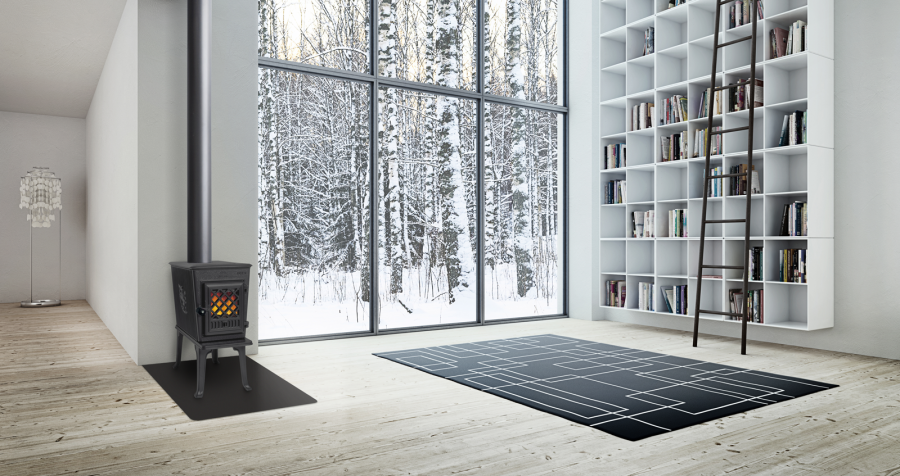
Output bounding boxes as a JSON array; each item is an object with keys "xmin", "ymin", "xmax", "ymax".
[
  {"xmin": 212, "ymin": 349, "xmax": 219, "ymax": 364},
  {"xmin": 235, "ymin": 346, "xmax": 251, "ymax": 392},
  {"xmin": 195, "ymin": 346, "xmax": 208, "ymax": 398},
  {"xmin": 173, "ymin": 332, "xmax": 183, "ymax": 369}
]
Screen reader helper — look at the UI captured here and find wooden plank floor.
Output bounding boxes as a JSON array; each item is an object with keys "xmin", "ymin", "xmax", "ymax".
[{"xmin": 2, "ymin": 301, "xmax": 900, "ymax": 475}]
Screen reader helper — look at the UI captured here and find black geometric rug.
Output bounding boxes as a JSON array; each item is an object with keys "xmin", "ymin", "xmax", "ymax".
[
  {"xmin": 144, "ymin": 356, "xmax": 317, "ymax": 421},
  {"xmin": 374, "ymin": 334, "xmax": 837, "ymax": 441}
]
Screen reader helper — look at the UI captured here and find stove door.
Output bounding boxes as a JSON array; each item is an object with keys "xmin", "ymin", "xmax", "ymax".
[{"xmin": 203, "ymin": 281, "xmax": 246, "ymax": 337}]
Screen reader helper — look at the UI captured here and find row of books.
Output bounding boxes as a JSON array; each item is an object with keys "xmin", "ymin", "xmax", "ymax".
[
  {"xmin": 661, "ymin": 285, "xmax": 688, "ymax": 315},
  {"xmin": 749, "ymin": 246, "xmax": 763, "ymax": 281},
  {"xmin": 729, "ymin": 0, "xmax": 764, "ymax": 29},
  {"xmin": 638, "ymin": 282, "xmax": 656, "ymax": 312},
  {"xmin": 778, "ymin": 111, "xmax": 807, "ymax": 146},
  {"xmin": 771, "ymin": 21, "xmax": 806, "ymax": 59},
  {"xmin": 780, "ymin": 201, "xmax": 807, "ymax": 236},
  {"xmin": 668, "ymin": 209, "xmax": 687, "ymax": 238},
  {"xmin": 606, "ymin": 280, "xmax": 625, "ymax": 307},
  {"xmin": 642, "ymin": 27, "xmax": 655, "ymax": 56},
  {"xmin": 633, "ymin": 210, "xmax": 656, "ymax": 238},
  {"xmin": 729, "ymin": 164, "xmax": 761, "ymax": 195},
  {"xmin": 778, "ymin": 248, "xmax": 807, "ymax": 283},
  {"xmin": 660, "ymin": 95, "xmax": 688, "ymax": 125},
  {"xmin": 667, "ymin": 0, "xmax": 686, "ymax": 9},
  {"xmin": 661, "ymin": 132, "xmax": 688, "ymax": 162},
  {"xmin": 605, "ymin": 143, "xmax": 626, "ymax": 169},
  {"xmin": 728, "ymin": 288, "xmax": 764, "ymax": 323},
  {"xmin": 728, "ymin": 79, "xmax": 764, "ymax": 112},
  {"xmin": 693, "ymin": 127, "xmax": 723, "ymax": 158},
  {"xmin": 632, "ymin": 103, "xmax": 655, "ymax": 131},
  {"xmin": 698, "ymin": 88, "xmax": 723, "ymax": 118},
  {"xmin": 606, "ymin": 179, "xmax": 626, "ymax": 204},
  {"xmin": 707, "ymin": 166, "xmax": 723, "ymax": 197}
]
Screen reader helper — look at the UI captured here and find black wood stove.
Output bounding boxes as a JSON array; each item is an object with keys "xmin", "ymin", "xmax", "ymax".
[{"xmin": 170, "ymin": 0, "xmax": 253, "ymax": 399}]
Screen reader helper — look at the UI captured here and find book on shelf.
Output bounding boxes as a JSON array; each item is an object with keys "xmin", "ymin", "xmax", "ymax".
[
  {"xmin": 660, "ymin": 95, "xmax": 688, "ymax": 126},
  {"xmin": 632, "ymin": 103, "xmax": 655, "ymax": 131},
  {"xmin": 771, "ymin": 20, "xmax": 806, "ymax": 59},
  {"xmin": 779, "ymin": 111, "xmax": 807, "ymax": 146},
  {"xmin": 728, "ymin": 79, "xmax": 764, "ymax": 112},
  {"xmin": 643, "ymin": 27, "xmax": 655, "ymax": 56},
  {"xmin": 633, "ymin": 210, "xmax": 655, "ymax": 238},
  {"xmin": 728, "ymin": 288, "xmax": 764, "ymax": 323},
  {"xmin": 667, "ymin": 0, "xmax": 686, "ymax": 8},
  {"xmin": 668, "ymin": 209, "xmax": 687, "ymax": 238},
  {"xmin": 780, "ymin": 201, "xmax": 807, "ymax": 236},
  {"xmin": 729, "ymin": 0, "xmax": 764, "ymax": 29},
  {"xmin": 728, "ymin": 164, "xmax": 761, "ymax": 195},
  {"xmin": 698, "ymin": 88, "xmax": 722, "ymax": 118},
  {"xmin": 693, "ymin": 127, "xmax": 723, "ymax": 158},
  {"xmin": 707, "ymin": 166, "xmax": 723, "ymax": 197},
  {"xmin": 660, "ymin": 285, "xmax": 688, "ymax": 315},
  {"xmin": 605, "ymin": 143, "xmax": 626, "ymax": 169},
  {"xmin": 606, "ymin": 280, "xmax": 626, "ymax": 307},
  {"xmin": 660, "ymin": 132, "xmax": 687, "ymax": 162},
  {"xmin": 639, "ymin": 282, "xmax": 656, "ymax": 311},
  {"xmin": 749, "ymin": 246, "xmax": 763, "ymax": 281},
  {"xmin": 605, "ymin": 179, "xmax": 626, "ymax": 204},
  {"xmin": 778, "ymin": 248, "xmax": 807, "ymax": 283}
]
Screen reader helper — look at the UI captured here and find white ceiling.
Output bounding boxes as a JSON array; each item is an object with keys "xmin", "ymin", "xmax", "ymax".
[{"xmin": 0, "ymin": 0, "xmax": 128, "ymax": 118}]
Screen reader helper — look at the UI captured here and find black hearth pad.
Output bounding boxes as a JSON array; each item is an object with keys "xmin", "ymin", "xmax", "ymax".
[
  {"xmin": 144, "ymin": 356, "xmax": 316, "ymax": 420},
  {"xmin": 375, "ymin": 335, "xmax": 837, "ymax": 441}
]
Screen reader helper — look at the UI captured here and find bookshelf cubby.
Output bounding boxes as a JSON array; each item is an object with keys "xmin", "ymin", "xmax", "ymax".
[{"xmin": 599, "ymin": 0, "xmax": 834, "ymax": 331}]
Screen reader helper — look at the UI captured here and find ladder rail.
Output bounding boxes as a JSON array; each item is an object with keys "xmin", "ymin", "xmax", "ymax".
[{"xmin": 740, "ymin": 1, "xmax": 760, "ymax": 355}]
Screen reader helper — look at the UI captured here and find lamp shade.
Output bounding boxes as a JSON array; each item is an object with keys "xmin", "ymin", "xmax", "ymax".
[{"xmin": 19, "ymin": 167, "xmax": 62, "ymax": 228}]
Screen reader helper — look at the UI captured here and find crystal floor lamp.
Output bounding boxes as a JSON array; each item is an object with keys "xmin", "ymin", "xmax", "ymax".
[{"xmin": 19, "ymin": 167, "xmax": 62, "ymax": 307}]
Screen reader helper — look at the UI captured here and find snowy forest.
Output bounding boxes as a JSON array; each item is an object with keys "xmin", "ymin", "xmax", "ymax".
[{"xmin": 258, "ymin": 0, "xmax": 562, "ymax": 338}]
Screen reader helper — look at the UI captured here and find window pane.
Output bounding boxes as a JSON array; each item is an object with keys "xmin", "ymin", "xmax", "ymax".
[
  {"xmin": 378, "ymin": 0, "xmax": 476, "ymax": 90},
  {"xmin": 378, "ymin": 87, "xmax": 478, "ymax": 329},
  {"xmin": 259, "ymin": 0, "xmax": 370, "ymax": 73},
  {"xmin": 258, "ymin": 69, "xmax": 372, "ymax": 339},
  {"xmin": 485, "ymin": 0, "xmax": 563, "ymax": 104},
  {"xmin": 484, "ymin": 103, "xmax": 562, "ymax": 319}
]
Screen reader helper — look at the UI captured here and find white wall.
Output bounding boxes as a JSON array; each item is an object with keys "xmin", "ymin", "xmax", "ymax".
[
  {"xmin": 585, "ymin": 2, "xmax": 900, "ymax": 361},
  {"xmin": 86, "ymin": 0, "xmax": 139, "ymax": 363},
  {"xmin": 0, "ymin": 111, "xmax": 87, "ymax": 304}
]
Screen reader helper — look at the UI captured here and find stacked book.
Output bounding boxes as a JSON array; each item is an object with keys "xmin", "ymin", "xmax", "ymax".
[
  {"xmin": 660, "ymin": 94, "xmax": 688, "ymax": 125},
  {"xmin": 707, "ymin": 166, "xmax": 723, "ymax": 197},
  {"xmin": 728, "ymin": 288, "xmax": 764, "ymax": 323},
  {"xmin": 771, "ymin": 20, "xmax": 806, "ymax": 59},
  {"xmin": 606, "ymin": 280, "xmax": 626, "ymax": 307},
  {"xmin": 698, "ymin": 88, "xmax": 723, "ymax": 118},
  {"xmin": 638, "ymin": 282, "xmax": 656, "ymax": 311},
  {"xmin": 660, "ymin": 132, "xmax": 687, "ymax": 162},
  {"xmin": 605, "ymin": 143, "xmax": 626, "ymax": 169},
  {"xmin": 660, "ymin": 285, "xmax": 688, "ymax": 315},
  {"xmin": 667, "ymin": 0, "xmax": 686, "ymax": 8},
  {"xmin": 633, "ymin": 210, "xmax": 655, "ymax": 238},
  {"xmin": 729, "ymin": 164, "xmax": 761, "ymax": 195},
  {"xmin": 749, "ymin": 246, "xmax": 763, "ymax": 281},
  {"xmin": 632, "ymin": 103, "xmax": 655, "ymax": 131},
  {"xmin": 778, "ymin": 111, "xmax": 807, "ymax": 146},
  {"xmin": 779, "ymin": 201, "xmax": 807, "ymax": 236},
  {"xmin": 693, "ymin": 127, "xmax": 722, "ymax": 158},
  {"xmin": 728, "ymin": 79, "xmax": 764, "ymax": 112},
  {"xmin": 729, "ymin": 0, "xmax": 764, "ymax": 29},
  {"xmin": 668, "ymin": 209, "xmax": 687, "ymax": 238},
  {"xmin": 605, "ymin": 179, "xmax": 626, "ymax": 204},
  {"xmin": 643, "ymin": 27, "xmax": 655, "ymax": 56},
  {"xmin": 778, "ymin": 249, "xmax": 807, "ymax": 283}
]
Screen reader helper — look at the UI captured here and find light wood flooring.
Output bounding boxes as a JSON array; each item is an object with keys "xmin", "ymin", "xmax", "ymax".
[{"xmin": 2, "ymin": 301, "xmax": 900, "ymax": 475}]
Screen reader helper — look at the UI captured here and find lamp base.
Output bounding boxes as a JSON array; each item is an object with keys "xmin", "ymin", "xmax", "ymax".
[{"xmin": 21, "ymin": 300, "xmax": 61, "ymax": 308}]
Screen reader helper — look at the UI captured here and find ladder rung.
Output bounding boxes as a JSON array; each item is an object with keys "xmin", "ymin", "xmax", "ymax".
[
  {"xmin": 713, "ymin": 84, "xmax": 746, "ymax": 93},
  {"xmin": 716, "ymin": 36, "xmax": 753, "ymax": 49},
  {"xmin": 699, "ymin": 309, "xmax": 745, "ymax": 318},
  {"xmin": 706, "ymin": 172, "xmax": 748, "ymax": 180},
  {"xmin": 710, "ymin": 126, "xmax": 750, "ymax": 136},
  {"xmin": 704, "ymin": 219, "xmax": 745, "ymax": 224},
  {"xmin": 701, "ymin": 265, "xmax": 745, "ymax": 270}
]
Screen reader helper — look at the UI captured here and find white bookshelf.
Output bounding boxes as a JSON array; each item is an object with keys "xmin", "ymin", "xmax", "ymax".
[{"xmin": 599, "ymin": 0, "xmax": 834, "ymax": 331}]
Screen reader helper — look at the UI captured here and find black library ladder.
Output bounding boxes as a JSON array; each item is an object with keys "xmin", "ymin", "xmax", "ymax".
[{"xmin": 693, "ymin": 0, "xmax": 759, "ymax": 355}]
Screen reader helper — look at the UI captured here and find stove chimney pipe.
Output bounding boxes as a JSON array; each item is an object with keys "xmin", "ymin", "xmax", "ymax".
[{"xmin": 187, "ymin": 0, "xmax": 212, "ymax": 263}]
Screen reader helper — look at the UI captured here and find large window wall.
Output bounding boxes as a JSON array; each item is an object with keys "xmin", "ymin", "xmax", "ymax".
[{"xmin": 258, "ymin": 0, "xmax": 567, "ymax": 341}]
